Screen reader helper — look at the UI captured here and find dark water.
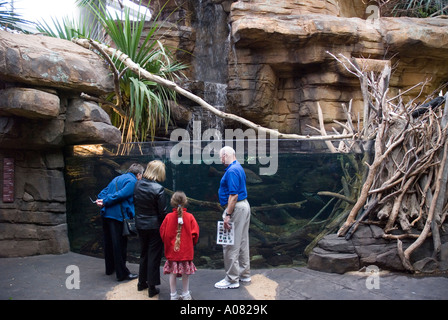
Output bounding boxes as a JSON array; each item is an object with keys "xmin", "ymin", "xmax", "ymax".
[{"xmin": 64, "ymin": 140, "xmax": 353, "ymax": 269}]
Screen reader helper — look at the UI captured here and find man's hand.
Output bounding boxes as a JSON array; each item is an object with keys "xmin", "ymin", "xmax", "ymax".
[
  {"xmin": 224, "ymin": 214, "xmax": 232, "ymax": 230},
  {"xmin": 95, "ymin": 199, "xmax": 104, "ymax": 208}
]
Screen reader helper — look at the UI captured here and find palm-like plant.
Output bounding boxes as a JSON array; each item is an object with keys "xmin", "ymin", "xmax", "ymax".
[
  {"xmin": 37, "ymin": 0, "xmax": 187, "ymax": 143},
  {"xmin": 100, "ymin": 2, "xmax": 186, "ymax": 142},
  {"xmin": 0, "ymin": 1, "xmax": 35, "ymax": 32}
]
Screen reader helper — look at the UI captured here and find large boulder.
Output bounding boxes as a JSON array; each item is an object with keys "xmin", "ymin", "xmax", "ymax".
[
  {"xmin": 308, "ymin": 224, "xmax": 448, "ymax": 273},
  {"xmin": 64, "ymin": 99, "xmax": 121, "ymax": 145},
  {"xmin": 0, "ymin": 87, "xmax": 60, "ymax": 119},
  {"xmin": 308, "ymin": 247, "xmax": 360, "ymax": 274},
  {"xmin": 0, "ymin": 31, "xmax": 114, "ymax": 95}
]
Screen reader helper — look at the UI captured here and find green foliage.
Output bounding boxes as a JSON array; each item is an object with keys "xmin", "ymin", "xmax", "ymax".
[
  {"xmin": 0, "ymin": 1, "xmax": 35, "ymax": 32},
  {"xmin": 36, "ymin": 0, "xmax": 187, "ymax": 142},
  {"xmin": 392, "ymin": 0, "xmax": 448, "ymax": 17},
  {"xmin": 36, "ymin": 14, "xmax": 100, "ymax": 40}
]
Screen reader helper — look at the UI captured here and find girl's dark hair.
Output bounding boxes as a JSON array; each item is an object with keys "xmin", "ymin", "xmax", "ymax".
[{"xmin": 170, "ymin": 191, "xmax": 188, "ymax": 252}]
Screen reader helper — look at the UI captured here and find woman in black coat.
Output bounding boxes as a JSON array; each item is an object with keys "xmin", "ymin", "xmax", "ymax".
[{"xmin": 134, "ymin": 160, "xmax": 168, "ymax": 297}]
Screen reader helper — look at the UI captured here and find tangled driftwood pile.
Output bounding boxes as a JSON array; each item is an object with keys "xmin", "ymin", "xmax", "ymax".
[{"xmin": 320, "ymin": 53, "xmax": 448, "ymax": 272}]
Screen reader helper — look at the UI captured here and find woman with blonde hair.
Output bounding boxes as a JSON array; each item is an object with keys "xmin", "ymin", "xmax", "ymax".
[
  {"xmin": 134, "ymin": 160, "xmax": 168, "ymax": 297},
  {"xmin": 160, "ymin": 191, "xmax": 199, "ymax": 300}
]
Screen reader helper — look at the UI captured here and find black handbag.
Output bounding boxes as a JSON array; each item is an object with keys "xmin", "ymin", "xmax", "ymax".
[
  {"xmin": 116, "ymin": 180, "xmax": 137, "ymax": 237},
  {"xmin": 122, "ymin": 217, "xmax": 137, "ymax": 237}
]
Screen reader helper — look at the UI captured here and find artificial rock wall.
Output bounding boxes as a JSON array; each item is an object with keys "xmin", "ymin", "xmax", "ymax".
[
  {"xmin": 155, "ymin": 0, "xmax": 448, "ymax": 139},
  {"xmin": 0, "ymin": 31, "xmax": 120, "ymax": 257},
  {"xmin": 227, "ymin": 0, "xmax": 448, "ymax": 136}
]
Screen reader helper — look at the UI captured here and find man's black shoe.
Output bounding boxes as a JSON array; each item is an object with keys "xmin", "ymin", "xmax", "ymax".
[
  {"xmin": 118, "ymin": 273, "xmax": 138, "ymax": 281},
  {"xmin": 148, "ymin": 286, "xmax": 160, "ymax": 297},
  {"xmin": 138, "ymin": 282, "xmax": 149, "ymax": 291}
]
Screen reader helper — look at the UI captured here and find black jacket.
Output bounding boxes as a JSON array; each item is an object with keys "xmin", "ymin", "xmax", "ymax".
[{"xmin": 134, "ymin": 178, "xmax": 167, "ymax": 230}]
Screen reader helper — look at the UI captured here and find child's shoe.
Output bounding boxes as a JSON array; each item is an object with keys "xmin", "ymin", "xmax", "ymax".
[
  {"xmin": 181, "ymin": 291, "xmax": 192, "ymax": 300},
  {"xmin": 170, "ymin": 291, "xmax": 180, "ymax": 300}
]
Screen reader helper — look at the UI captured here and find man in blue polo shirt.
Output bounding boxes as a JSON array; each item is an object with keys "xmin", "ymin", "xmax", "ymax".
[{"xmin": 215, "ymin": 146, "xmax": 251, "ymax": 289}]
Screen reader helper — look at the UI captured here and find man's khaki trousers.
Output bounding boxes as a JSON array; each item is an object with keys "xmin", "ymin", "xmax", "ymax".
[{"xmin": 222, "ymin": 199, "xmax": 251, "ymax": 283}]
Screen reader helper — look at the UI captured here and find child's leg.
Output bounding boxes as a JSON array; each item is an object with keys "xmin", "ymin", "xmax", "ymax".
[
  {"xmin": 182, "ymin": 274, "xmax": 190, "ymax": 294},
  {"xmin": 169, "ymin": 273, "xmax": 177, "ymax": 294},
  {"xmin": 181, "ymin": 274, "xmax": 192, "ymax": 300}
]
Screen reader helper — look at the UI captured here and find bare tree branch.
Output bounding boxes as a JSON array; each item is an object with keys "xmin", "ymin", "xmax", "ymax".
[{"xmin": 74, "ymin": 38, "xmax": 354, "ymax": 141}]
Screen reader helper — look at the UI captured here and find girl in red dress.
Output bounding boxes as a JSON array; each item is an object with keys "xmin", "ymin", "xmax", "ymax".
[{"xmin": 160, "ymin": 191, "xmax": 199, "ymax": 300}]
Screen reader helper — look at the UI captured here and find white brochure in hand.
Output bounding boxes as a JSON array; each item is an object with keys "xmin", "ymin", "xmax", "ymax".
[{"xmin": 217, "ymin": 221, "xmax": 234, "ymax": 245}]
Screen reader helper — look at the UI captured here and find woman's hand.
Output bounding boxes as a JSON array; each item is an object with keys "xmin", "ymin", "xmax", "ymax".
[{"xmin": 95, "ymin": 199, "xmax": 104, "ymax": 208}]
